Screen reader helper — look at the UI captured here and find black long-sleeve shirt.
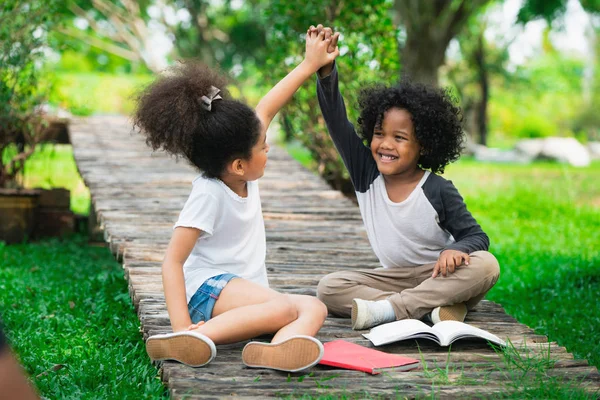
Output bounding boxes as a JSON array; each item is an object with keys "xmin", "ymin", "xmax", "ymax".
[{"xmin": 317, "ymin": 65, "xmax": 489, "ymax": 267}]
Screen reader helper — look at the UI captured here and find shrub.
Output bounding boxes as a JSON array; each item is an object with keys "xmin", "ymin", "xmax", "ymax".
[
  {"xmin": 263, "ymin": 1, "xmax": 400, "ymax": 192},
  {"xmin": 0, "ymin": 0, "xmax": 61, "ymax": 188}
]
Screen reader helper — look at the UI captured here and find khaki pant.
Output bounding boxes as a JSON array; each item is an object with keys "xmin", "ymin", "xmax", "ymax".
[{"xmin": 317, "ymin": 251, "xmax": 500, "ymax": 320}]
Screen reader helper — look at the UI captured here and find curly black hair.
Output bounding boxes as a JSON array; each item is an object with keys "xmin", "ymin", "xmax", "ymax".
[
  {"xmin": 132, "ymin": 61, "xmax": 261, "ymax": 178},
  {"xmin": 357, "ymin": 80, "xmax": 464, "ymax": 174}
]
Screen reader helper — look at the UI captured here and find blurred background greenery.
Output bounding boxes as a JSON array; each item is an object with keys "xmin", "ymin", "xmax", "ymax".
[
  {"xmin": 4, "ymin": 0, "xmax": 600, "ymax": 194},
  {"xmin": 1, "ymin": 0, "xmax": 599, "ymax": 398}
]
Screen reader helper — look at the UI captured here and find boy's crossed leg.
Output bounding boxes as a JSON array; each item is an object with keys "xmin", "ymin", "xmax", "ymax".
[{"xmin": 317, "ymin": 251, "xmax": 500, "ymax": 329}]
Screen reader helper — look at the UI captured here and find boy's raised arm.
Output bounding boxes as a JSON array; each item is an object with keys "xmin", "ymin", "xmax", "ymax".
[
  {"xmin": 255, "ymin": 30, "xmax": 339, "ymax": 133},
  {"xmin": 314, "ymin": 26, "xmax": 378, "ymax": 192}
]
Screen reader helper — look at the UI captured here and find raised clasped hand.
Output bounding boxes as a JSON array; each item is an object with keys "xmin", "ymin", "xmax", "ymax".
[{"xmin": 304, "ymin": 24, "xmax": 340, "ymax": 71}]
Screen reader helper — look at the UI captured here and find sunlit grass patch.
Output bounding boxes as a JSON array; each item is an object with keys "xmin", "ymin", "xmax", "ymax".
[
  {"xmin": 0, "ymin": 236, "xmax": 167, "ymax": 399},
  {"xmin": 3, "ymin": 144, "xmax": 90, "ymax": 215}
]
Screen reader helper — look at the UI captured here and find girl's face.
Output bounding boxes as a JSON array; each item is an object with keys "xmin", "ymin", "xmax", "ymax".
[
  {"xmin": 243, "ymin": 129, "xmax": 270, "ymax": 181},
  {"xmin": 370, "ymin": 107, "xmax": 421, "ymax": 176}
]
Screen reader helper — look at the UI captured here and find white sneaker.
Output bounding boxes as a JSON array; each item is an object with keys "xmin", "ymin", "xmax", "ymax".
[
  {"xmin": 431, "ymin": 303, "xmax": 468, "ymax": 324},
  {"xmin": 146, "ymin": 331, "xmax": 216, "ymax": 367},
  {"xmin": 351, "ymin": 298, "xmax": 395, "ymax": 330},
  {"xmin": 242, "ymin": 335, "xmax": 324, "ymax": 372}
]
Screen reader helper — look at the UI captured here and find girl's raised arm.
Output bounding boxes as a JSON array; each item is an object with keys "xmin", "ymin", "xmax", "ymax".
[{"xmin": 254, "ymin": 30, "xmax": 339, "ymax": 133}]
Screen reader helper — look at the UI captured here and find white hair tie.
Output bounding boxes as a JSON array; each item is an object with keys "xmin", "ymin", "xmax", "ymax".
[{"xmin": 200, "ymin": 86, "xmax": 222, "ymax": 111}]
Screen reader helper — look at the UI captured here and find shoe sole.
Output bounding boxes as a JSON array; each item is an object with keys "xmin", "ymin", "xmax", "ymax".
[
  {"xmin": 146, "ymin": 331, "xmax": 216, "ymax": 367},
  {"xmin": 432, "ymin": 303, "xmax": 468, "ymax": 324},
  {"xmin": 242, "ymin": 335, "xmax": 324, "ymax": 372},
  {"xmin": 351, "ymin": 299, "xmax": 367, "ymax": 330}
]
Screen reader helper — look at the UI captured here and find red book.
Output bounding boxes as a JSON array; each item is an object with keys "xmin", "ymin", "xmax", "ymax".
[{"xmin": 319, "ymin": 340, "xmax": 420, "ymax": 375}]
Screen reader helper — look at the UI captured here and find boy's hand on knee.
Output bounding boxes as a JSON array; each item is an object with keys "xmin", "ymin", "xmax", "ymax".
[{"xmin": 433, "ymin": 250, "xmax": 470, "ymax": 278}]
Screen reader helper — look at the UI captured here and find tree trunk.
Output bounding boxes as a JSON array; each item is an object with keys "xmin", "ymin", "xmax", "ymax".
[
  {"xmin": 182, "ymin": 0, "xmax": 216, "ymax": 66},
  {"xmin": 401, "ymin": 35, "xmax": 447, "ymax": 86},
  {"xmin": 474, "ymin": 33, "xmax": 488, "ymax": 146},
  {"xmin": 582, "ymin": 21, "xmax": 596, "ymax": 106},
  {"xmin": 394, "ymin": 0, "xmax": 491, "ymax": 86}
]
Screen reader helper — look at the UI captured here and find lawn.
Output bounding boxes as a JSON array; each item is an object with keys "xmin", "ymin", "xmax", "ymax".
[
  {"xmin": 0, "ymin": 236, "xmax": 167, "ymax": 399},
  {"xmin": 1, "ymin": 145, "xmax": 165, "ymax": 398},
  {"xmin": 49, "ymin": 72, "xmax": 152, "ymax": 117},
  {"xmin": 443, "ymin": 159, "xmax": 600, "ymax": 370}
]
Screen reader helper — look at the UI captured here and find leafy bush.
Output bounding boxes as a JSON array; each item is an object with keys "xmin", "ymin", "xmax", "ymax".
[
  {"xmin": 573, "ymin": 106, "xmax": 600, "ymax": 141},
  {"xmin": 514, "ymin": 114, "xmax": 558, "ymax": 139},
  {"xmin": 0, "ymin": 0, "xmax": 61, "ymax": 188},
  {"xmin": 487, "ymin": 53, "xmax": 585, "ymax": 146},
  {"xmin": 263, "ymin": 1, "xmax": 400, "ymax": 192}
]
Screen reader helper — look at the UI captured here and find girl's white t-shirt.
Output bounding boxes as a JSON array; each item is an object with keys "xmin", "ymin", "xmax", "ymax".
[{"xmin": 174, "ymin": 176, "xmax": 269, "ymax": 303}]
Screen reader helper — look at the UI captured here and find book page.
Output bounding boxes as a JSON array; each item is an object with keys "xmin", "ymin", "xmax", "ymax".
[
  {"xmin": 432, "ymin": 321, "xmax": 506, "ymax": 346},
  {"xmin": 363, "ymin": 319, "xmax": 441, "ymax": 346}
]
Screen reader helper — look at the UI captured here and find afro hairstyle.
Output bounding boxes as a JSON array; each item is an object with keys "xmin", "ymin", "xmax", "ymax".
[
  {"xmin": 133, "ymin": 61, "xmax": 261, "ymax": 178},
  {"xmin": 357, "ymin": 80, "xmax": 464, "ymax": 174}
]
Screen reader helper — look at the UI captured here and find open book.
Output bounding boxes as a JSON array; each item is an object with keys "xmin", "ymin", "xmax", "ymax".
[{"xmin": 363, "ymin": 319, "xmax": 506, "ymax": 347}]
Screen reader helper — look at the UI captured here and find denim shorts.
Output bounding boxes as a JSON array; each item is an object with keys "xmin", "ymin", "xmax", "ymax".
[{"xmin": 187, "ymin": 273, "xmax": 238, "ymax": 324}]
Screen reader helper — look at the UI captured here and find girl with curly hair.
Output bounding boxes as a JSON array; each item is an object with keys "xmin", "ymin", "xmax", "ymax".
[
  {"xmin": 311, "ymin": 26, "xmax": 500, "ymax": 331},
  {"xmin": 135, "ymin": 30, "xmax": 339, "ymax": 371}
]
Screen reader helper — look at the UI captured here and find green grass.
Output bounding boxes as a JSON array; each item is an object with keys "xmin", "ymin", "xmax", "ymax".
[
  {"xmin": 280, "ymin": 339, "xmax": 596, "ymax": 399},
  {"xmin": 3, "ymin": 144, "xmax": 90, "ymax": 215},
  {"xmin": 417, "ymin": 340, "xmax": 596, "ymax": 399},
  {"xmin": 493, "ymin": 340, "xmax": 594, "ymax": 399},
  {"xmin": 443, "ymin": 159, "xmax": 600, "ymax": 370},
  {"xmin": 0, "ymin": 235, "xmax": 167, "ymax": 399},
  {"xmin": 49, "ymin": 72, "xmax": 152, "ymax": 116}
]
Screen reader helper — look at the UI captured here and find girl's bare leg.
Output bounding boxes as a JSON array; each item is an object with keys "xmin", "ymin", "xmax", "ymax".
[
  {"xmin": 182, "ymin": 279, "xmax": 328, "ymax": 372},
  {"xmin": 192, "ymin": 278, "xmax": 296, "ymax": 344},
  {"xmin": 192, "ymin": 279, "xmax": 327, "ymax": 344},
  {"xmin": 271, "ymin": 294, "xmax": 327, "ymax": 343}
]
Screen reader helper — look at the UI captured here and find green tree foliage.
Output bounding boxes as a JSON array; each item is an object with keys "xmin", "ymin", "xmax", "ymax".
[
  {"xmin": 518, "ymin": 0, "xmax": 600, "ymax": 22},
  {"xmin": 59, "ymin": 1, "xmax": 267, "ymax": 74},
  {"xmin": 573, "ymin": 27, "xmax": 600, "ymax": 141},
  {"xmin": 169, "ymin": 0, "xmax": 266, "ymax": 71},
  {"xmin": 489, "ymin": 49, "xmax": 585, "ymax": 142},
  {"xmin": 517, "ymin": 0, "xmax": 569, "ymax": 23},
  {"xmin": 264, "ymin": 1, "xmax": 399, "ymax": 193},
  {"xmin": 446, "ymin": 12, "xmax": 510, "ymax": 145},
  {"xmin": 57, "ymin": 0, "xmax": 163, "ymax": 72},
  {"xmin": 0, "ymin": 0, "xmax": 62, "ymax": 188},
  {"xmin": 517, "ymin": 0, "xmax": 600, "ymax": 141}
]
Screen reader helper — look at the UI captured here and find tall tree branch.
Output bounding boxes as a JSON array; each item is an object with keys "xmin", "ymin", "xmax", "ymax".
[{"xmin": 56, "ymin": 26, "xmax": 140, "ymax": 61}]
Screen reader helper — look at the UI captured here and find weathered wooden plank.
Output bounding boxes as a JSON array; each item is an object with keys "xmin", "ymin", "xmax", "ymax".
[{"xmin": 69, "ymin": 116, "xmax": 600, "ymax": 398}]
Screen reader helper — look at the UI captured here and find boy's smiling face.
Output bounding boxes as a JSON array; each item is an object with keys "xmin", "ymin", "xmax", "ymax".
[{"xmin": 370, "ymin": 107, "xmax": 421, "ymax": 176}]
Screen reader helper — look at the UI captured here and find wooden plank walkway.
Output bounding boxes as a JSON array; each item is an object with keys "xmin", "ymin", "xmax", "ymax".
[{"xmin": 70, "ymin": 116, "xmax": 599, "ymax": 399}]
